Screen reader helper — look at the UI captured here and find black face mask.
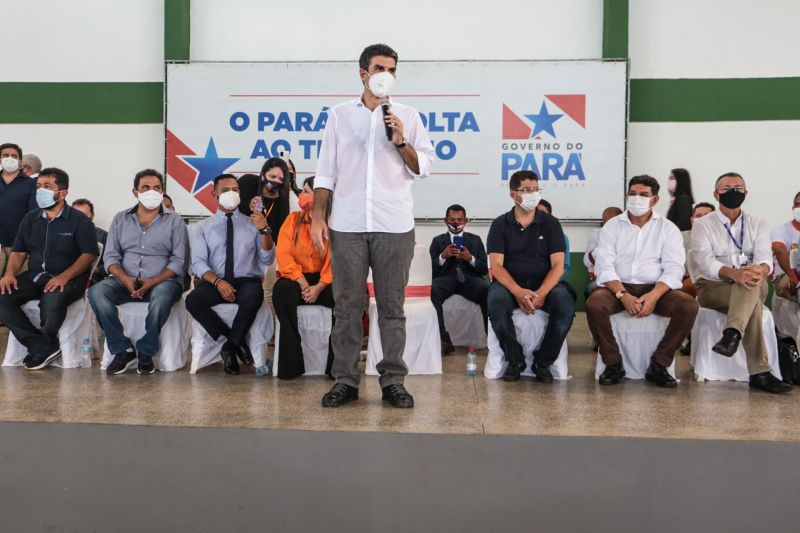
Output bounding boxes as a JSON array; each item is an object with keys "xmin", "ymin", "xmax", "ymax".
[
  {"xmin": 718, "ymin": 189, "xmax": 746, "ymax": 209},
  {"xmin": 263, "ymin": 178, "xmax": 282, "ymax": 193}
]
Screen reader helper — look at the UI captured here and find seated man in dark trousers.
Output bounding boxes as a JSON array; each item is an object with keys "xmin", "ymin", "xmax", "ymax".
[
  {"xmin": 586, "ymin": 175, "xmax": 698, "ymax": 388},
  {"xmin": 89, "ymin": 169, "xmax": 189, "ymax": 375},
  {"xmin": 186, "ymin": 174, "xmax": 275, "ymax": 375},
  {"xmin": 486, "ymin": 170, "xmax": 575, "ymax": 382},
  {"xmin": 429, "ymin": 204, "xmax": 488, "ymax": 355},
  {"xmin": 0, "ymin": 168, "xmax": 99, "ymax": 370}
]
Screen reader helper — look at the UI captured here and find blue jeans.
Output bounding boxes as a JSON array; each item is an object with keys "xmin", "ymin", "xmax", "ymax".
[
  {"xmin": 487, "ymin": 280, "xmax": 575, "ymax": 367},
  {"xmin": 88, "ymin": 277, "xmax": 183, "ymax": 356}
]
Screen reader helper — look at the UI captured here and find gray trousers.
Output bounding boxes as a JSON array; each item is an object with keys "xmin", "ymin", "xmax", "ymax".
[{"xmin": 330, "ymin": 229, "xmax": 415, "ymax": 388}]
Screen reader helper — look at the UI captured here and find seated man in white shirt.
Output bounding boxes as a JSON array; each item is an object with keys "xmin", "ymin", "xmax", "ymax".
[
  {"xmin": 583, "ymin": 206, "xmax": 622, "ymax": 300},
  {"xmin": 690, "ymin": 172, "xmax": 791, "ymax": 394},
  {"xmin": 770, "ymin": 191, "xmax": 800, "ymax": 303},
  {"xmin": 586, "ymin": 175, "xmax": 698, "ymax": 387}
]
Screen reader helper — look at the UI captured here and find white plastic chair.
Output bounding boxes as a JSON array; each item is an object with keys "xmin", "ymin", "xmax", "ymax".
[
  {"xmin": 274, "ymin": 305, "xmax": 333, "ymax": 376},
  {"xmin": 100, "ymin": 299, "xmax": 190, "ymax": 372},
  {"xmin": 443, "ymin": 294, "xmax": 487, "ymax": 348},
  {"xmin": 690, "ymin": 306, "xmax": 782, "ymax": 382},
  {"xmin": 365, "ymin": 244, "xmax": 442, "ymax": 375},
  {"xmin": 190, "ymin": 302, "xmax": 274, "ymax": 373},
  {"xmin": 594, "ymin": 312, "xmax": 677, "ymax": 380},
  {"xmin": 484, "ymin": 309, "xmax": 569, "ymax": 379},
  {"xmin": 3, "ymin": 243, "xmax": 104, "ymax": 368}
]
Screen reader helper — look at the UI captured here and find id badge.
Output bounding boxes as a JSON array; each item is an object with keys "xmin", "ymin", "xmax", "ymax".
[
  {"xmin": 739, "ymin": 252, "xmax": 750, "ymax": 267},
  {"xmin": 732, "ymin": 253, "xmax": 748, "ymax": 268}
]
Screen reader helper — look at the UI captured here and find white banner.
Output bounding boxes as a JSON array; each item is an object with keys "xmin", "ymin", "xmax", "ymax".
[{"xmin": 166, "ymin": 60, "xmax": 627, "ymax": 220}]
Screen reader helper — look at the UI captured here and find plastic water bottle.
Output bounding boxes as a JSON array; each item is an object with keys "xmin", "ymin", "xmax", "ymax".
[
  {"xmin": 256, "ymin": 359, "xmax": 273, "ymax": 377},
  {"xmin": 466, "ymin": 348, "xmax": 477, "ymax": 376},
  {"xmin": 81, "ymin": 338, "xmax": 92, "ymax": 368}
]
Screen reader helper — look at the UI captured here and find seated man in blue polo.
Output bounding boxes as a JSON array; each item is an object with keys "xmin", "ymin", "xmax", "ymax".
[
  {"xmin": 429, "ymin": 204, "xmax": 489, "ymax": 355},
  {"xmin": 88, "ymin": 169, "xmax": 189, "ymax": 375},
  {"xmin": 486, "ymin": 170, "xmax": 575, "ymax": 382},
  {"xmin": 0, "ymin": 168, "xmax": 99, "ymax": 370},
  {"xmin": 186, "ymin": 174, "xmax": 275, "ymax": 375}
]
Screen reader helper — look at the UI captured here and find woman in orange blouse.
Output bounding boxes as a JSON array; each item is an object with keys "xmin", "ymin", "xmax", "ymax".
[{"xmin": 272, "ymin": 177, "xmax": 334, "ymax": 379}]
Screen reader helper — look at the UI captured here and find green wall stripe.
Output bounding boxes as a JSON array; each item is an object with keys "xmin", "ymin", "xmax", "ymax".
[
  {"xmin": 0, "ymin": 82, "xmax": 163, "ymax": 124},
  {"xmin": 602, "ymin": 0, "xmax": 628, "ymax": 58},
  {"xmin": 165, "ymin": 0, "xmax": 191, "ymax": 62},
  {"xmin": 630, "ymin": 77, "xmax": 800, "ymax": 122}
]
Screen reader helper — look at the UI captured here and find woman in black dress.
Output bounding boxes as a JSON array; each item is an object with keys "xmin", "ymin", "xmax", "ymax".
[{"xmin": 666, "ymin": 168, "xmax": 694, "ymax": 231}]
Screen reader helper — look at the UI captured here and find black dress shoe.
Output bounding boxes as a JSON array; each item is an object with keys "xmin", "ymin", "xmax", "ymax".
[
  {"xmin": 321, "ymin": 383, "xmax": 359, "ymax": 407},
  {"xmin": 502, "ymin": 362, "xmax": 525, "ymax": 382},
  {"xmin": 221, "ymin": 346, "xmax": 240, "ymax": 375},
  {"xmin": 599, "ymin": 362, "xmax": 625, "ymax": 385},
  {"xmin": 679, "ymin": 338, "xmax": 691, "ymax": 356},
  {"xmin": 712, "ymin": 328, "xmax": 741, "ymax": 357},
  {"xmin": 645, "ymin": 360, "xmax": 677, "ymax": 388},
  {"xmin": 382, "ymin": 384, "xmax": 414, "ymax": 408},
  {"xmin": 237, "ymin": 344, "xmax": 254, "ymax": 366},
  {"xmin": 749, "ymin": 371, "xmax": 793, "ymax": 394},
  {"xmin": 533, "ymin": 362, "xmax": 553, "ymax": 383},
  {"xmin": 441, "ymin": 341, "xmax": 455, "ymax": 356}
]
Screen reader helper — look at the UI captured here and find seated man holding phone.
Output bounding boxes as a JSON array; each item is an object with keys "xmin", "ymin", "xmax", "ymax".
[{"xmin": 429, "ymin": 204, "xmax": 489, "ymax": 355}]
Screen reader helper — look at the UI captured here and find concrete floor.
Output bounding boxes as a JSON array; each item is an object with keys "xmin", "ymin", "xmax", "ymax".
[{"xmin": 1, "ymin": 313, "xmax": 799, "ymax": 441}]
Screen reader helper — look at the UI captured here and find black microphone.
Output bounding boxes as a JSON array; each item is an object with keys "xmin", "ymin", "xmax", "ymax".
[{"xmin": 381, "ymin": 102, "xmax": 393, "ymax": 142}]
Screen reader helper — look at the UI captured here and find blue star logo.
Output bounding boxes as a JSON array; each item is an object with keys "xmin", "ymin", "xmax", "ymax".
[
  {"xmin": 525, "ymin": 102, "xmax": 563, "ymax": 139},
  {"xmin": 182, "ymin": 138, "xmax": 239, "ymax": 193}
]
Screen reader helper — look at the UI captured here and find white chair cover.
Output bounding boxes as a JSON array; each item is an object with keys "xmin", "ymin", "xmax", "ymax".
[
  {"xmin": 594, "ymin": 312, "xmax": 677, "ymax": 380},
  {"xmin": 773, "ymin": 295, "xmax": 800, "ymax": 346},
  {"xmin": 485, "ymin": 310, "xmax": 569, "ymax": 379},
  {"xmin": 273, "ymin": 305, "xmax": 332, "ymax": 376},
  {"xmin": 690, "ymin": 306, "xmax": 782, "ymax": 382},
  {"xmin": 3, "ymin": 297, "xmax": 98, "ymax": 368},
  {"xmin": 100, "ymin": 300, "xmax": 189, "ymax": 372},
  {"xmin": 443, "ymin": 294, "xmax": 487, "ymax": 348},
  {"xmin": 189, "ymin": 303, "xmax": 274, "ymax": 374},
  {"xmin": 406, "ymin": 243, "xmax": 432, "ymax": 286},
  {"xmin": 366, "ymin": 298, "xmax": 442, "ymax": 375}
]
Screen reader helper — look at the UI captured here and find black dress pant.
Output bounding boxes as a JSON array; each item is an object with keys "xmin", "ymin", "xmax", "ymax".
[
  {"xmin": 430, "ymin": 272, "xmax": 489, "ymax": 343},
  {"xmin": 0, "ymin": 271, "xmax": 85, "ymax": 357},
  {"xmin": 185, "ymin": 278, "xmax": 264, "ymax": 348},
  {"xmin": 272, "ymin": 272, "xmax": 334, "ymax": 379}
]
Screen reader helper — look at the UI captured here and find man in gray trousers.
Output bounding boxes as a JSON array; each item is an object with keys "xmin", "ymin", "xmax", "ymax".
[{"xmin": 311, "ymin": 43, "xmax": 434, "ymax": 408}]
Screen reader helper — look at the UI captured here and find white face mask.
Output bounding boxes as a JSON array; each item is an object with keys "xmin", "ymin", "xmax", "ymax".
[
  {"xmin": 138, "ymin": 190, "xmax": 163, "ymax": 210},
  {"xmin": 1, "ymin": 156, "xmax": 19, "ymax": 173},
  {"xmin": 627, "ymin": 195, "xmax": 652, "ymax": 216},
  {"xmin": 793, "ymin": 207, "xmax": 800, "ymax": 224},
  {"xmin": 218, "ymin": 190, "xmax": 240, "ymax": 211},
  {"xmin": 367, "ymin": 71, "xmax": 395, "ymax": 99},
  {"xmin": 517, "ymin": 192, "xmax": 541, "ymax": 212}
]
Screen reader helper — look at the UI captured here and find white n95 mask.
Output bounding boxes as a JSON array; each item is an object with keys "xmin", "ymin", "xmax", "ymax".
[
  {"xmin": 368, "ymin": 71, "xmax": 395, "ymax": 99},
  {"xmin": 219, "ymin": 190, "xmax": 241, "ymax": 210}
]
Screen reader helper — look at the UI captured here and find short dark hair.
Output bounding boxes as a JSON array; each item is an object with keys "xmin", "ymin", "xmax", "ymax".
[
  {"xmin": 213, "ymin": 174, "xmax": 237, "ymax": 189},
  {"xmin": 134, "ymin": 169, "xmax": 164, "ymax": 189},
  {"xmin": 794, "ymin": 191, "xmax": 800, "ymax": 204},
  {"xmin": 72, "ymin": 198, "xmax": 94, "ymax": 215},
  {"xmin": 714, "ymin": 172, "xmax": 744, "ymax": 189},
  {"xmin": 163, "ymin": 193, "xmax": 173, "ymax": 203},
  {"xmin": 39, "ymin": 167, "xmax": 69, "ymax": 190},
  {"xmin": 445, "ymin": 204, "xmax": 466, "ymax": 218},
  {"xmin": 260, "ymin": 157, "xmax": 289, "ymax": 182},
  {"xmin": 509, "ymin": 170, "xmax": 538, "ymax": 191},
  {"xmin": 0, "ymin": 143, "xmax": 22, "ymax": 158},
  {"xmin": 628, "ymin": 175, "xmax": 660, "ymax": 196},
  {"xmin": 359, "ymin": 43, "xmax": 398, "ymax": 71},
  {"xmin": 538, "ymin": 199, "xmax": 553, "ymax": 214},
  {"xmin": 692, "ymin": 202, "xmax": 716, "ymax": 216},
  {"xmin": 302, "ymin": 176, "xmax": 315, "ymax": 190}
]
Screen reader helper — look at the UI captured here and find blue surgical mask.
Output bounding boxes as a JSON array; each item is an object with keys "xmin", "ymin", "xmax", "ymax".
[{"xmin": 36, "ymin": 188, "xmax": 57, "ymax": 209}]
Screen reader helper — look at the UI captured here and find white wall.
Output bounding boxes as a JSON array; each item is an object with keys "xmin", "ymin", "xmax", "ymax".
[{"xmin": 191, "ymin": 0, "xmax": 604, "ymax": 62}]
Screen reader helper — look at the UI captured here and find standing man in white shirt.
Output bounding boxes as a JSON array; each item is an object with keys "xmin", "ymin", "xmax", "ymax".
[
  {"xmin": 587, "ymin": 176, "xmax": 698, "ymax": 387},
  {"xmin": 311, "ymin": 44, "xmax": 434, "ymax": 408},
  {"xmin": 691, "ymin": 172, "xmax": 791, "ymax": 394},
  {"xmin": 770, "ymin": 191, "xmax": 800, "ymax": 302}
]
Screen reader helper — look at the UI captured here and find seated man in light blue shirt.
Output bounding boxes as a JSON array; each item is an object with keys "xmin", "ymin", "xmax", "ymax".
[
  {"xmin": 186, "ymin": 174, "xmax": 275, "ymax": 375},
  {"xmin": 89, "ymin": 169, "xmax": 190, "ymax": 375}
]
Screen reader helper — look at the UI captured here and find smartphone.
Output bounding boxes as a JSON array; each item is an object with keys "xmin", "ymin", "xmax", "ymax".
[{"xmin": 453, "ymin": 235, "xmax": 464, "ymax": 249}]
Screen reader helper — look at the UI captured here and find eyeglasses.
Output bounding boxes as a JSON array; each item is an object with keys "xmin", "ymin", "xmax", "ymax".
[
  {"xmin": 717, "ymin": 186, "xmax": 745, "ymax": 193},
  {"xmin": 511, "ymin": 187, "xmax": 540, "ymax": 194}
]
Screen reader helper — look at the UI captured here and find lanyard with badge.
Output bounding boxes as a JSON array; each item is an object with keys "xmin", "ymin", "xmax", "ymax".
[{"xmin": 722, "ymin": 219, "xmax": 749, "ymax": 267}]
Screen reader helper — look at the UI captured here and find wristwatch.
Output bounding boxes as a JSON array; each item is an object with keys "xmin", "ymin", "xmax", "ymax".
[
  {"xmin": 394, "ymin": 141, "xmax": 407, "ymax": 149},
  {"xmin": 259, "ymin": 226, "xmax": 272, "ymax": 236},
  {"xmin": 614, "ymin": 289, "xmax": 627, "ymax": 300}
]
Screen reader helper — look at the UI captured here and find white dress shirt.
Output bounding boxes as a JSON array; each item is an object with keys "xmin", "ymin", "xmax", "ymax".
[
  {"xmin": 594, "ymin": 211, "xmax": 685, "ymax": 289},
  {"xmin": 583, "ymin": 228, "xmax": 601, "ymax": 271},
  {"xmin": 690, "ymin": 209, "xmax": 772, "ymax": 282},
  {"xmin": 438, "ymin": 231, "xmax": 477, "ymax": 267},
  {"xmin": 315, "ymin": 98, "xmax": 434, "ymax": 233}
]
